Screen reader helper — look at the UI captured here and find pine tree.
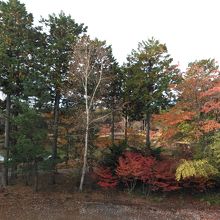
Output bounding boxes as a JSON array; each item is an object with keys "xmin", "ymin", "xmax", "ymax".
[
  {"xmin": 0, "ymin": 0, "xmax": 36, "ymax": 186},
  {"xmin": 125, "ymin": 38, "xmax": 180, "ymax": 151},
  {"xmin": 40, "ymin": 12, "xmax": 86, "ymax": 184}
]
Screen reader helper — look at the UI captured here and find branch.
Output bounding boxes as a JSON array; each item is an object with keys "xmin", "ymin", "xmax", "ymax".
[
  {"xmin": 89, "ymin": 59, "xmax": 104, "ymax": 110},
  {"xmin": 89, "ymin": 112, "xmax": 111, "ymax": 125}
]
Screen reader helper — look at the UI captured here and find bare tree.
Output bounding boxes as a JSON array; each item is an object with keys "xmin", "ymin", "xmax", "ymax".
[{"xmin": 69, "ymin": 35, "xmax": 111, "ymax": 191}]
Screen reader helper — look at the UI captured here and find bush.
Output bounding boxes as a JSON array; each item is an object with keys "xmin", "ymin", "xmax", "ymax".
[
  {"xmin": 94, "ymin": 149, "xmax": 181, "ymax": 193},
  {"xmin": 93, "ymin": 166, "xmax": 118, "ymax": 188},
  {"xmin": 116, "ymin": 151, "xmax": 155, "ymax": 192},
  {"xmin": 149, "ymin": 159, "xmax": 180, "ymax": 192}
]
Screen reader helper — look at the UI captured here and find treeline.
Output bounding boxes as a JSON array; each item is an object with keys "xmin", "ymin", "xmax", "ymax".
[{"xmin": 0, "ymin": 0, "xmax": 219, "ymax": 193}]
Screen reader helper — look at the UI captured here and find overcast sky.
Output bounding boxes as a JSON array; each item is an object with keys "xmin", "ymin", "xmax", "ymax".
[{"xmin": 20, "ymin": 0, "xmax": 220, "ymax": 70}]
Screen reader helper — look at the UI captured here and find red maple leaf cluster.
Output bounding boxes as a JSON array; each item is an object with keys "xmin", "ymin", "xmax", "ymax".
[{"xmin": 94, "ymin": 152, "xmax": 181, "ymax": 192}]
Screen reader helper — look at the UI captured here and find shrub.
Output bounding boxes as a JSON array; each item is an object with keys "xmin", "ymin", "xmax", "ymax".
[
  {"xmin": 93, "ymin": 166, "xmax": 118, "ymax": 188},
  {"xmin": 149, "ymin": 160, "xmax": 181, "ymax": 192},
  {"xmin": 180, "ymin": 177, "xmax": 216, "ymax": 192},
  {"xmin": 116, "ymin": 151, "xmax": 155, "ymax": 192}
]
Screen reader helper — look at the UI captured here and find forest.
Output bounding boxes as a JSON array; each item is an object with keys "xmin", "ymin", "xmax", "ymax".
[{"xmin": 0, "ymin": 0, "xmax": 220, "ymax": 219}]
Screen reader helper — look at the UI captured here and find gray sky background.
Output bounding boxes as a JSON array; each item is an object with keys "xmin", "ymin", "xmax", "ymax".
[{"xmin": 20, "ymin": 0, "xmax": 220, "ymax": 70}]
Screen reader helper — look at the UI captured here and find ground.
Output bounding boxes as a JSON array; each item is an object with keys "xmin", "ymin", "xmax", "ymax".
[{"xmin": 1, "ymin": 172, "xmax": 220, "ymax": 220}]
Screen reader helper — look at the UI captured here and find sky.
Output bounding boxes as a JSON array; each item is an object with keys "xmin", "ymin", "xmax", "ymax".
[{"xmin": 19, "ymin": 0, "xmax": 220, "ymax": 70}]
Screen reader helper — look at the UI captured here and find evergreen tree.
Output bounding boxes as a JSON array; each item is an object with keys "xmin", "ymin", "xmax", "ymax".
[
  {"xmin": 40, "ymin": 12, "xmax": 86, "ymax": 184},
  {"xmin": 125, "ymin": 38, "xmax": 180, "ymax": 151},
  {"xmin": 0, "ymin": 0, "xmax": 36, "ymax": 186}
]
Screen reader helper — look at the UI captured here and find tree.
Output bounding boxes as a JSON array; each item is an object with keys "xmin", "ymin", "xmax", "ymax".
[
  {"xmin": 102, "ymin": 60, "xmax": 123, "ymax": 144},
  {"xmin": 155, "ymin": 59, "xmax": 220, "ymax": 146},
  {"xmin": 0, "ymin": 0, "xmax": 36, "ymax": 186},
  {"xmin": 153, "ymin": 59, "xmax": 220, "ymax": 181},
  {"xmin": 125, "ymin": 38, "xmax": 180, "ymax": 150},
  {"xmin": 69, "ymin": 35, "xmax": 112, "ymax": 191},
  {"xmin": 11, "ymin": 102, "xmax": 47, "ymax": 192},
  {"xmin": 40, "ymin": 12, "xmax": 86, "ymax": 184}
]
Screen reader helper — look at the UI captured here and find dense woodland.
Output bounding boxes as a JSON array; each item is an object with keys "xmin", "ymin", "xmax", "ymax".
[{"xmin": 0, "ymin": 0, "xmax": 220, "ymax": 196}]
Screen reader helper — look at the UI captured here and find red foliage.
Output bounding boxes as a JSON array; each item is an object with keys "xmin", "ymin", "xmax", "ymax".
[
  {"xmin": 93, "ymin": 166, "xmax": 118, "ymax": 188},
  {"xmin": 116, "ymin": 152, "xmax": 155, "ymax": 182},
  {"xmin": 116, "ymin": 152, "xmax": 180, "ymax": 192},
  {"xmin": 149, "ymin": 160, "xmax": 181, "ymax": 192}
]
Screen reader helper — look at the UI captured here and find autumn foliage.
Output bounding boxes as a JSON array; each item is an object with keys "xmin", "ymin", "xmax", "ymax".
[
  {"xmin": 150, "ymin": 160, "xmax": 180, "ymax": 192},
  {"xmin": 116, "ymin": 152, "xmax": 155, "ymax": 191},
  {"xmin": 94, "ymin": 151, "xmax": 181, "ymax": 192},
  {"xmin": 154, "ymin": 60, "xmax": 220, "ymax": 145},
  {"xmin": 93, "ymin": 166, "xmax": 118, "ymax": 188}
]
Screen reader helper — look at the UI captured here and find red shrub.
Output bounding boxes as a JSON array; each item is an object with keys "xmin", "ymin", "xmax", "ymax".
[
  {"xmin": 93, "ymin": 166, "xmax": 118, "ymax": 188},
  {"xmin": 149, "ymin": 160, "xmax": 181, "ymax": 192},
  {"xmin": 95, "ymin": 152, "xmax": 181, "ymax": 192},
  {"xmin": 116, "ymin": 152, "xmax": 155, "ymax": 191}
]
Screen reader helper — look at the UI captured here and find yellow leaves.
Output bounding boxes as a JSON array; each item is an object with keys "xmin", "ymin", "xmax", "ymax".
[{"xmin": 176, "ymin": 159, "xmax": 218, "ymax": 181}]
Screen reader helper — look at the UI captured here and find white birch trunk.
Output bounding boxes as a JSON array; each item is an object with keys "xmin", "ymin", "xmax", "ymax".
[{"xmin": 79, "ymin": 77, "xmax": 89, "ymax": 191}]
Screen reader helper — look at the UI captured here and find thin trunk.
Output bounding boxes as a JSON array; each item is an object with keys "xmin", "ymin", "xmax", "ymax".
[
  {"xmin": 65, "ymin": 128, "xmax": 70, "ymax": 167},
  {"xmin": 111, "ymin": 108, "xmax": 115, "ymax": 145},
  {"xmin": 33, "ymin": 160, "xmax": 39, "ymax": 192},
  {"xmin": 142, "ymin": 120, "xmax": 145, "ymax": 131},
  {"xmin": 2, "ymin": 94, "xmax": 10, "ymax": 187},
  {"xmin": 124, "ymin": 110, "xmax": 128, "ymax": 143},
  {"xmin": 145, "ymin": 112, "xmax": 151, "ymax": 152},
  {"xmin": 25, "ymin": 162, "xmax": 31, "ymax": 186},
  {"xmin": 51, "ymin": 90, "xmax": 60, "ymax": 184},
  {"xmin": 79, "ymin": 80, "xmax": 89, "ymax": 192},
  {"xmin": 10, "ymin": 163, "xmax": 17, "ymax": 184}
]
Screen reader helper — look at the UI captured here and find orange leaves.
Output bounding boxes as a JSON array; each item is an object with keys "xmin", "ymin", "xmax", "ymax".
[
  {"xmin": 200, "ymin": 120, "xmax": 220, "ymax": 133},
  {"xmin": 200, "ymin": 81, "xmax": 220, "ymax": 113},
  {"xmin": 154, "ymin": 61, "xmax": 220, "ymax": 145},
  {"xmin": 200, "ymin": 81, "xmax": 220, "ymax": 99},
  {"xmin": 154, "ymin": 109, "xmax": 196, "ymax": 127},
  {"xmin": 162, "ymin": 128, "xmax": 178, "ymax": 141},
  {"xmin": 153, "ymin": 109, "xmax": 196, "ymax": 142},
  {"xmin": 201, "ymin": 100, "xmax": 220, "ymax": 113}
]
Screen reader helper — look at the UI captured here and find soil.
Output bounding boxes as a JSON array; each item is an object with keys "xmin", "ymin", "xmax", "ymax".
[{"xmin": 0, "ymin": 172, "xmax": 220, "ymax": 220}]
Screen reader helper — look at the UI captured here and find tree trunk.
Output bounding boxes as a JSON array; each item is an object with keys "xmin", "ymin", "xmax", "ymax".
[
  {"xmin": 10, "ymin": 163, "xmax": 17, "ymax": 184},
  {"xmin": 79, "ymin": 82, "xmax": 89, "ymax": 192},
  {"xmin": 65, "ymin": 128, "xmax": 70, "ymax": 167},
  {"xmin": 51, "ymin": 90, "xmax": 60, "ymax": 184},
  {"xmin": 33, "ymin": 160, "xmax": 39, "ymax": 192},
  {"xmin": 145, "ymin": 112, "xmax": 151, "ymax": 152},
  {"xmin": 124, "ymin": 110, "xmax": 128, "ymax": 143},
  {"xmin": 111, "ymin": 108, "xmax": 115, "ymax": 145},
  {"xmin": 2, "ymin": 94, "xmax": 10, "ymax": 187},
  {"xmin": 142, "ymin": 120, "xmax": 145, "ymax": 131}
]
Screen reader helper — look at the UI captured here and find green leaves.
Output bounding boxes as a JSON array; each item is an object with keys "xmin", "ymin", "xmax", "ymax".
[
  {"xmin": 124, "ymin": 38, "xmax": 180, "ymax": 120},
  {"xmin": 210, "ymin": 132, "xmax": 220, "ymax": 165},
  {"xmin": 11, "ymin": 102, "xmax": 47, "ymax": 163},
  {"xmin": 40, "ymin": 12, "xmax": 87, "ymax": 91},
  {"xmin": 176, "ymin": 159, "xmax": 218, "ymax": 181},
  {"xmin": 0, "ymin": 0, "xmax": 35, "ymax": 96}
]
